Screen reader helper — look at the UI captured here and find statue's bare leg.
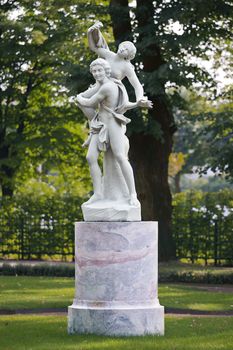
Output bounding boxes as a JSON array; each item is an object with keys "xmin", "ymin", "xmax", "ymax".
[
  {"xmin": 86, "ymin": 135, "xmax": 102, "ymax": 203},
  {"xmin": 108, "ymin": 122, "xmax": 138, "ymax": 206}
]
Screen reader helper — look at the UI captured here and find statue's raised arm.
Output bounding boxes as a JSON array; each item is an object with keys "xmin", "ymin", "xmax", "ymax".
[
  {"xmin": 87, "ymin": 21, "xmax": 112, "ymax": 59},
  {"xmin": 87, "ymin": 21, "xmax": 145, "ymax": 101}
]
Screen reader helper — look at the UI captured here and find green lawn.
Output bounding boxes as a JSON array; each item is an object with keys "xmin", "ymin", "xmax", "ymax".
[
  {"xmin": 0, "ymin": 315, "xmax": 233, "ymax": 350},
  {"xmin": 159, "ymin": 284, "xmax": 233, "ymax": 311},
  {"xmin": 0, "ymin": 276, "xmax": 233, "ymax": 312},
  {"xmin": 0, "ymin": 276, "xmax": 73, "ymax": 309}
]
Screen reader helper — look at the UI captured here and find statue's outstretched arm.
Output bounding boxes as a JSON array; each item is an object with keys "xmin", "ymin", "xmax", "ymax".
[
  {"xmin": 81, "ymin": 83, "xmax": 99, "ymax": 98},
  {"xmin": 77, "ymin": 86, "xmax": 106, "ymax": 108},
  {"xmin": 124, "ymin": 98, "xmax": 153, "ymax": 112},
  {"xmin": 126, "ymin": 66, "xmax": 144, "ymax": 101},
  {"xmin": 76, "ymin": 84, "xmax": 100, "ymax": 121}
]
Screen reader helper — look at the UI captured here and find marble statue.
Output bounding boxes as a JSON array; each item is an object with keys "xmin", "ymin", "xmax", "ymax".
[
  {"xmin": 77, "ymin": 56, "xmax": 152, "ymax": 221},
  {"xmin": 75, "ymin": 21, "xmax": 153, "ymax": 221},
  {"xmin": 68, "ymin": 21, "xmax": 164, "ymax": 337}
]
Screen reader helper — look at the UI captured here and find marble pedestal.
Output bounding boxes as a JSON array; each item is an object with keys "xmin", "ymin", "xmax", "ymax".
[{"xmin": 68, "ymin": 221, "xmax": 164, "ymax": 336}]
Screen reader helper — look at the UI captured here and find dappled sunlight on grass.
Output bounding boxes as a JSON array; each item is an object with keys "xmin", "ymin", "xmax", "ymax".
[
  {"xmin": 187, "ymin": 303, "xmax": 232, "ymax": 311},
  {"xmin": 159, "ymin": 284, "xmax": 233, "ymax": 311},
  {"xmin": 1, "ymin": 276, "xmax": 232, "ymax": 312},
  {"xmin": 0, "ymin": 276, "xmax": 74, "ymax": 309},
  {"xmin": 0, "ymin": 315, "xmax": 233, "ymax": 350}
]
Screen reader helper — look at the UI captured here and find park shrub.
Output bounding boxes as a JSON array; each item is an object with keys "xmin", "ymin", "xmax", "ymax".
[
  {"xmin": 0, "ymin": 192, "xmax": 84, "ymax": 261},
  {"xmin": 172, "ymin": 189, "xmax": 233, "ymax": 265},
  {"xmin": 0, "ymin": 263, "xmax": 75, "ymax": 277},
  {"xmin": 1, "ymin": 262, "xmax": 233, "ymax": 284},
  {"xmin": 159, "ymin": 271, "xmax": 233, "ymax": 284}
]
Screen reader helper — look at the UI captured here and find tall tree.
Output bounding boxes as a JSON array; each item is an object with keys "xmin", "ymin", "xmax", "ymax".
[
  {"xmin": 0, "ymin": 0, "xmax": 99, "ymax": 197},
  {"xmin": 109, "ymin": 0, "xmax": 233, "ymax": 260}
]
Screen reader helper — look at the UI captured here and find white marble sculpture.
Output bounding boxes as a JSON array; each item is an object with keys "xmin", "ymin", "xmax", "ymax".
[
  {"xmin": 77, "ymin": 22, "xmax": 152, "ymax": 221},
  {"xmin": 68, "ymin": 21, "xmax": 164, "ymax": 337}
]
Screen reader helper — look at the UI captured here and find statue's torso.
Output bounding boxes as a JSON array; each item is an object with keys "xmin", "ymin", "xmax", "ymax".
[
  {"xmin": 106, "ymin": 55, "xmax": 128, "ymax": 81},
  {"xmin": 98, "ymin": 81, "xmax": 121, "ymax": 125}
]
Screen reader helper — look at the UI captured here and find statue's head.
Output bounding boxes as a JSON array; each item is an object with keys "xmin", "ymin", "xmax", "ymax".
[
  {"xmin": 117, "ymin": 41, "xmax": 136, "ymax": 60},
  {"xmin": 90, "ymin": 58, "xmax": 111, "ymax": 80}
]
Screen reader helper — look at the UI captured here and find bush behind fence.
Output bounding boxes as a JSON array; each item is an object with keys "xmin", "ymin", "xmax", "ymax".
[
  {"xmin": 0, "ymin": 190, "xmax": 233, "ymax": 264},
  {"xmin": 0, "ymin": 194, "xmax": 83, "ymax": 261},
  {"xmin": 173, "ymin": 190, "xmax": 233, "ymax": 265}
]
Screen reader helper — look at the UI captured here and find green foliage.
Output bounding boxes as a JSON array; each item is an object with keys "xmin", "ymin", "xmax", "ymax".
[
  {"xmin": 0, "ymin": 264, "xmax": 75, "ymax": 277},
  {"xmin": 0, "ymin": 192, "xmax": 85, "ymax": 261},
  {"xmin": 133, "ymin": 0, "xmax": 232, "ymax": 92},
  {"xmin": 1, "ymin": 189, "xmax": 233, "ymax": 264},
  {"xmin": 160, "ymin": 270, "xmax": 233, "ymax": 284},
  {"xmin": 0, "ymin": 0, "xmax": 108, "ymax": 196},
  {"xmin": 198, "ymin": 99, "xmax": 233, "ymax": 179},
  {"xmin": 172, "ymin": 88, "xmax": 233, "ymax": 181},
  {"xmin": 172, "ymin": 190, "xmax": 233, "ymax": 264}
]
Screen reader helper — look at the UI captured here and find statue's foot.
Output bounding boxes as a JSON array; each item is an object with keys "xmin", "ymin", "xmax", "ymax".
[
  {"xmin": 85, "ymin": 193, "xmax": 103, "ymax": 205},
  {"xmin": 129, "ymin": 194, "xmax": 139, "ymax": 206}
]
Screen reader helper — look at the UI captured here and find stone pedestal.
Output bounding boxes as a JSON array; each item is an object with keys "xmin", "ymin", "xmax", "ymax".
[{"xmin": 68, "ymin": 221, "xmax": 164, "ymax": 336}]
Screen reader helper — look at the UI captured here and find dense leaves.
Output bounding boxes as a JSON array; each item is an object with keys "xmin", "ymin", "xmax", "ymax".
[
  {"xmin": 1, "ymin": 0, "xmax": 232, "ymax": 261},
  {"xmin": 0, "ymin": 0, "xmax": 107, "ymax": 196}
]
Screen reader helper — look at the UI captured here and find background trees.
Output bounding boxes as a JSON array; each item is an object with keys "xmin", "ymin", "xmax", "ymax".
[
  {"xmin": 1, "ymin": 0, "xmax": 232, "ymax": 261},
  {"xmin": 0, "ymin": 0, "xmax": 93, "ymax": 197},
  {"xmin": 108, "ymin": 0, "xmax": 232, "ymax": 259}
]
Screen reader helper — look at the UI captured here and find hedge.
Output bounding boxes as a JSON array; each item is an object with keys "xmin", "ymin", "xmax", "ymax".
[
  {"xmin": 172, "ymin": 190, "xmax": 233, "ymax": 265},
  {"xmin": 1, "ymin": 263, "xmax": 233, "ymax": 284}
]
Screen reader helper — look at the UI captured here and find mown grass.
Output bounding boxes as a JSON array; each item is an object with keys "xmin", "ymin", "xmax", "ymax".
[
  {"xmin": 0, "ymin": 276, "xmax": 73, "ymax": 309},
  {"xmin": 0, "ymin": 315, "xmax": 233, "ymax": 350},
  {"xmin": 1, "ymin": 276, "xmax": 233, "ymax": 312},
  {"xmin": 159, "ymin": 284, "xmax": 233, "ymax": 311}
]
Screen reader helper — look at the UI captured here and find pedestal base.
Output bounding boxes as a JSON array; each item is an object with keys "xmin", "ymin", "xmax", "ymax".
[
  {"xmin": 68, "ymin": 305, "xmax": 164, "ymax": 336},
  {"xmin": 68, "ymin": 221, "xmax": 164, "ymax": 336},
  {"xmin": 81, "ymin": 199, "xmax": 141, "ymax": 221}
]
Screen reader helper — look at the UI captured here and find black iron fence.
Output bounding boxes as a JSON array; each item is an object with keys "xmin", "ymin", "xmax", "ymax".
[
  {"xmin": 172, "ymin": 190, "xmax": 233, "ymax": 265},
  {"xmin": 0, "ymin": 194, "xmax": 83, "ymax": 261},
  {"xmin": 0, "ymin": 190, "xmax": 233, "ymax": 265}
]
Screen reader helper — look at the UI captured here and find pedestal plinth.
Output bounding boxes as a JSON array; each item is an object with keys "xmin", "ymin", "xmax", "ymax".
[{"xmin": 68, "ymin": 221, "xmax": 164, "ymax": 336}]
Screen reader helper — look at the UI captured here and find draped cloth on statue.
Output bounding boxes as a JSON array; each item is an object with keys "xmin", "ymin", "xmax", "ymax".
[
  {"xmin": 89, "ymin": 27, "xmax": 109, "ymax": 52},
  {"xmin": 85, "ymin": 79, "xmax": 130, "ymax": 201},
  {"xmin": 83, "ymin": 79, "xmax": 131, "ymax": 152},
  {"xmin": 82, "ymin": 80, "xmax": 138, "ymax": 215}
]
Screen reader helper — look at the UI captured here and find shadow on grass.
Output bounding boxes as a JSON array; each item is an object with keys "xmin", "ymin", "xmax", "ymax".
[
  {"xmin": 0, "ymin": 315, "xmax": 233, "ymax": 350},
  {"xmin": 159, "ymin": 284, "xmax": 233, "ymax": 311}
]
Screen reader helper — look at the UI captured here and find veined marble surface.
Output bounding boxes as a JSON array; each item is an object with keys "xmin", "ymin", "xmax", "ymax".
[{"xmin": 68, "ymin": 221, "xmax": 164, "ymax": 336}]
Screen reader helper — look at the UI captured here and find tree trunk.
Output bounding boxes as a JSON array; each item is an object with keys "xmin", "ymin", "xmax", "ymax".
[
  {"xmin": 0, "ymin": 143, "xmax": 15, "ymax": 197},
  {"xmin": 109, "ymin": 0, "xmax": 133, "ymax": 44},
  {"xmin": 109, "ymin": 0, "xmax": 176, "ymax": 260},
  {"xmin": 174, "ymin": 172, "xmax": 181, "ymax": 193}
]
